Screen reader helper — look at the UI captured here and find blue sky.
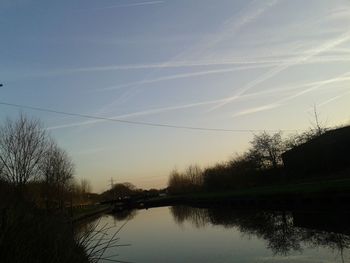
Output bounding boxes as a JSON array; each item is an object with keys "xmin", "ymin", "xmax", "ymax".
[{"xmin": 1, "ymin": 0, "xmax": 350, "ymax": 192}]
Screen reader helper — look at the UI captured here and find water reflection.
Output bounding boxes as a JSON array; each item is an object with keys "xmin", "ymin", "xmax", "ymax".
[
  {"xmin": 170, "ymin": 206, "xmax": 350, "ymax": 258},
  {"xmin": 110, "ymin": 209, "xmax": 138, "ymax": 221}
]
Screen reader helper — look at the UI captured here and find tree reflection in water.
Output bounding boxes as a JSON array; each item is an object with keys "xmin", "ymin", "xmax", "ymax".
[
  {"xmin": 170, "ymin": 206, "xmax": 210, "ymax": 228},
  {"xmin": 170, "ymin": 206, "xmax": 350, "ymax": 258},
  {"xmin": 111, "ymin": 209, "xmax": 138, "ymax": 221}
]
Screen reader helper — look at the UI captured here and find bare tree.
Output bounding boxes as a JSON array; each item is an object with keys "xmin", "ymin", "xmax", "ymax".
[
  {"xmin": 284, "ymin": 107, "xmax": 328, "ymax": 150},
  {"xmin": 168, "ymin": 169, "xmax": 184, "ymax": 194},
  {"xmin": 168, "ymin": 165, "xmax": 204, "ymax": 194},
  {"xmin": 41, "ymin": 140, "xmax": 74, "ymax": 209},
  {"xmin": 250, "ymin": 131, "xmax": 284, "ymax": 170},
  {"xmin": 0, "ymin": 114, "xmax": 48, "ymax": 187},
  {"xmin": 185, "ymin": 164, "xmax": 203, "ymax": 188}
]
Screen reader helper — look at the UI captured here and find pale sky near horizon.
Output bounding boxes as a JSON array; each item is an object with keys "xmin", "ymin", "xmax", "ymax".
[{"xmin": 1, "ymin": 0, "xmax": 350, "ymax": 193}]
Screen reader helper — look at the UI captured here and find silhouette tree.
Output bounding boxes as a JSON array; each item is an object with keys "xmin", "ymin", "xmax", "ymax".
[
  {"xmin": 185, "ymin": 164, "xmax": 203, "ymax": 190},
  {"xmin": 0, "ymin": 114, "xmax": 48, "ymax": 188},
  {"xmin": 41, "ymin": 140, "xmax": 74, "ymax": 209},
  {"xmin": 168, "ymin": 165, "xmax": 204, "ymax": 194},
  {"xmin": 250, "ymin": 131, "xmax": 284, "ymax": 170},
  {"xmin": 168, "ymin": 169, "xmax": 187, "ymax": 194},
  {"xmin": 101, "ymin": 182, "xmax": 137, "ymax": 200}
]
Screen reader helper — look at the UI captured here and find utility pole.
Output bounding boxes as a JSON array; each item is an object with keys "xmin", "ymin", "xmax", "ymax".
[
  {"xmin": 110, "ymin": 177, "xmax": 114, "ymax": 189},
  {"xmin": 313, "ymin": 105, "xmax": 324, "ymax": 136}
]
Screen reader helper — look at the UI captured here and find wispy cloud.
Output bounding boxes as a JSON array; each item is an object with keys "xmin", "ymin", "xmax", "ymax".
[{"xmin": 209, "ymin": 30, "xmax": 350, "ymax": 111}]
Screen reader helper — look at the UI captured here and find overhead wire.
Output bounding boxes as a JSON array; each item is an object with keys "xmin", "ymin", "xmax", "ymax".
[{"xmin": 0, "ymin": 101, "xmax": 301, "ymax": 133}]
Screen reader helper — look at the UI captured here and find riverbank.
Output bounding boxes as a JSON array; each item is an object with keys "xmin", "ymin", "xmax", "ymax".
[
  {"xmin": 0, "ymin": 201, "xmax": 90, "ymax": 263},
  {"xmin": 71, "ymin": 204, "xmax": 111, "ymax": 222},
  {"xmin": 140, "ymin": 177, "xmax": 350, "ymax": 210}
]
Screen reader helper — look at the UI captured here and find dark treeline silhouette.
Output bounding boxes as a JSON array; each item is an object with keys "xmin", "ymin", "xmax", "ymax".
[
  {"xmin": 0, "ymin": 114, "xmax": 105, "ymax": 263},
  {"xmin": 101, "ymin": 182, "xmax": 138, "ymax": 201},
  {"xmin": 170, "ymin": 206, "xmax": 350, "ymax": 257},
  {"xmin": 168, "ymin": 124, "xmax": 350, "ymax": 195},
  {"xmin": 0, "ymin": 114, "xmax": 96, "ymax": 210},
  {"xmin": 101, "ymin": 182, "xmax": 166, "ymax": 203}
]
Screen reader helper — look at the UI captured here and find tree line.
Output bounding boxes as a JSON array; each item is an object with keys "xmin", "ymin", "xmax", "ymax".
[
  {"xmin": 100, "ymin": 182, "xmax": 166, "ymax": 202},
  {"xmin": 0, "ymin": 114, "xmax": 92, "ymax": 210},
  {"xmin": 0, "ymin": 114, "xmax": 102, "ymax": 263},
  {"xmin": 167, "ymin": 127, "xmax": 328, "ymax": 194}
]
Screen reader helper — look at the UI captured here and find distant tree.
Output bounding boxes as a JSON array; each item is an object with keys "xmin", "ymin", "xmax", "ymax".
[
  {"xmin": 79, "ymin": 178, "xmax": 92, "ymax": 195},
  {"xmin": 101, "ymin": 182, "xmax": 137, "ymax": 200},
  {"xmin": 121, "ymin": 182, "xmax": 136, "ymax": 192},
  {"xmin": 168, "ymin": 169, "xmax": 188, "ymax": 194},
  {"xmin": 185, "ymin": 164, "xmax": 203, "ymax": 189},
  {"xmin": 168, "ymin": 165, "xmax": 204, "ymax": 194},
  {"xmin": 0, "ymin": 114, "xmax": 48, "ymax": 187},
  {"xmin": 250, "ymin": 131, "xmax": 284, "ymax": 170}
]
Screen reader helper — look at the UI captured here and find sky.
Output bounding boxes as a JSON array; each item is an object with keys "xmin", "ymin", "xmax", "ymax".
[{"xmin": 1, "ymin": 0, "xmax": 350, "ymax": 192}]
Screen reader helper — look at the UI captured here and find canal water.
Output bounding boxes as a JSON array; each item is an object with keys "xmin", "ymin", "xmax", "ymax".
[{"xmin": 80, "ymin": 206, "xmax": 350, "ymax": 263}]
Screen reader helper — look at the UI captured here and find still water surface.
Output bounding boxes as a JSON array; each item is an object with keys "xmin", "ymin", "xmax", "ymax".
[{"xmin": 83, "ymin": 206, "xmax": 350, "ymax": 263}]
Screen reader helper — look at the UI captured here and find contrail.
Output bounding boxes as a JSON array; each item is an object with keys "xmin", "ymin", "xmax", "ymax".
[
  {"xmin": 209, "ymin": 30, "xmax": 350, "ymax": 111},
  {"xmin": 47, "ymin": 75, "xmax": 350, "ymax": 130},
  {"xmin": 95, "ymin": 0, "xmax": 280, "ymax": 113},
  {"xmin": 92, "ymin": 62, "xmax": 278, "ymax": 115},
  {"xmin": 188, "ymin": 0, "xmax": 280, "ymax": 58},
  {"xmin": 231, "ymin": 71, "xmax": 350, "ymax": 117},
  {"xmin": 232, "ymin": 104, "xmax": 281, "ymax": 117},
  {"xmin": 72, "ymin": 55, "xmax": 350, "ymax": 73},
  {"xmin": 98, "ymin": 63, "xmax": 278, "ymax": 92},
  {"xmin": 317, "ymin": 91, "xmax": 350, "ymax": 108},
  {"xmin": 76, "ymin": 58, "xmax": 279, "ymax": 72},
  {"xmin": 86, "ymin": 1, "xmax": 164, "ymax": 11},
  {"xmin": 14, "ymin": 54, "xmax": 350, "ymax": 81},
  {"xmin": 95, "ymin": 55, "xmax": 350, "ymax": 94}
]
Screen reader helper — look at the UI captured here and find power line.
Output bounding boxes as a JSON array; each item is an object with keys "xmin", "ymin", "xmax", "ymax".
[{"xmin": 0, "ymin": 101, "xmax": 300, "ymax": 133}]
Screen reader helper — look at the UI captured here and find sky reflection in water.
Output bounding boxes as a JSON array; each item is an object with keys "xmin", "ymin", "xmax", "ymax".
[{"xmin": 86, "ymin": 206, "xmax": 350, "ymax": 263}]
